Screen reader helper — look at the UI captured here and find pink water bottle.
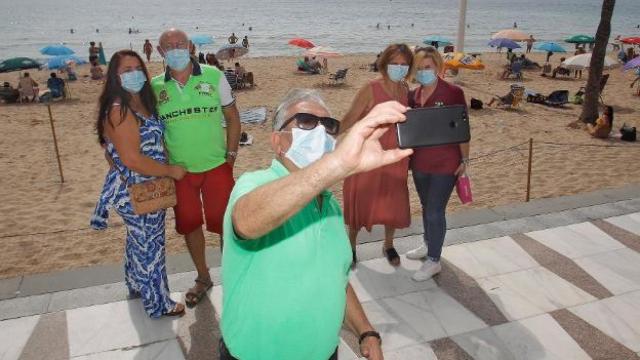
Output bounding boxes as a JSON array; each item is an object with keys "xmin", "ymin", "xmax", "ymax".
[{"xmin": 456, "ymin": 174, "xmax": 473, "ymax": 205}]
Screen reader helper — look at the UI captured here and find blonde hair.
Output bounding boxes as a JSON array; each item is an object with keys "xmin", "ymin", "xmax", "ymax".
[{"xmin": 410, "ymin": 46, "xmax": 444, "ymax": 82}]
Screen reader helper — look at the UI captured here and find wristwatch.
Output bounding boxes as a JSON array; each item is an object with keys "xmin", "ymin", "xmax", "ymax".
[
  {"xmin": 226, "ymin": 151, "xmax": 238, "ymax": 159},
  {"xmin": 358, "ymin": 330, "xmax": 381, "ymax": 345}
]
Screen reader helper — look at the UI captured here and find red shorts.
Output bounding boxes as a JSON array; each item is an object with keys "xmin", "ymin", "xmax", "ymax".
[{"xmin": 173, "ymin": 163, "xmax": 235, "ymax": 235}]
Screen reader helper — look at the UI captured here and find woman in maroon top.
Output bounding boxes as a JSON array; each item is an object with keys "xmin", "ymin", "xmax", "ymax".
[{"xmin": 405, "ymin": 47, "xmax": 470, "ymax": 281}]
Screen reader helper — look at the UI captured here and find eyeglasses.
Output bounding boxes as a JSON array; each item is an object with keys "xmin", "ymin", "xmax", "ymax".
[{"xmin": 279, "ymin": 113, "xmax": 340, "ymax": 135}]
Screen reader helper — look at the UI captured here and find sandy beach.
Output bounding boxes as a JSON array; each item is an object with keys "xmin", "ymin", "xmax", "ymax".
[{"xmin": 0, "ymin": 51, "xmax": 638, "ymax": 279}]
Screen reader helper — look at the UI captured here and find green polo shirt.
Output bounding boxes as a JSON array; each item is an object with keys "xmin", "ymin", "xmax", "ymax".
[
  {"xmin": 221, "ymin": 160, "xmax": 352, "ymax": 360},
  {"xmin": 151, "ymin": 61, "xmax": 235, "ymax": 173}
]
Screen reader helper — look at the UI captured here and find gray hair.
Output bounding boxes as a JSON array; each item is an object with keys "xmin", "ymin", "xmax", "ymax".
[{"xmin": 272, "ymin": 88, "xmax": 331, "ymax": 130}]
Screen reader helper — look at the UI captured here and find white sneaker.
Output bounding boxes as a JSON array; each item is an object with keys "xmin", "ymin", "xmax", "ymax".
[
  {"xmin": 412, "ymin": 259, "xmax": 442, "ymax": 282},
  {"xmin": 406, "ymin": 245, "xmax": 428, "ymax": 260}
]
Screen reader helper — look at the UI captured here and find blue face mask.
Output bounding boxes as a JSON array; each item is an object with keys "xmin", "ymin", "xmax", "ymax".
[
  {"xmin": 119, "ymin": 70, "xmax": 146, "ymax": 93},
  {"xmin": 416, "ymin": 69, "xmax": 437, "ymax": 86},
  {"xmin": 387, "ymin": 64, "xmax": 409, "ymax": 82},
  {"xmin": 164, "ymin": 48, "xmax": 191, "ymax": 71},
  {"xmin": 284, "ymin": 125, "xmax": 336, "ymax": 168}
]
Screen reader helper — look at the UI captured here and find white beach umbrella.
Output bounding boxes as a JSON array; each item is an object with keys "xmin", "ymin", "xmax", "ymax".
[{"xmin": 562, "ymin": 53, "xmax": 618, "ymax": 70}]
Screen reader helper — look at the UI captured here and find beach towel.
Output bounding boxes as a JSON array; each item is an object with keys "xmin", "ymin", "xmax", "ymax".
[{"xmin": 221, "ymin": 106, "xmax": 267, "ymax": 127}]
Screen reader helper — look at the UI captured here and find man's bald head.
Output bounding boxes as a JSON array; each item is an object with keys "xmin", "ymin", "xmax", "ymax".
[{"xmin": 159, "ymin": 28, "xmax": 188, "ymax": 49}]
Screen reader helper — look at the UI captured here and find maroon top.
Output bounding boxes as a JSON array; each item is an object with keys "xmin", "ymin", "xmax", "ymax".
[{"xmin": 409, "ymin": 78, "xmax": 467, "ymax": 175}]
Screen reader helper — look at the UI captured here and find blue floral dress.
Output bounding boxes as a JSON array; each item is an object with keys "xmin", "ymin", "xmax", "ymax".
[{"xmin": 91, "ymin": 111, "xmax": 175, "ymax": 318}]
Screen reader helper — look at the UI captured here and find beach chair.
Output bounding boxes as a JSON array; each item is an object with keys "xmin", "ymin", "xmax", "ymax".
[
  {"xmin": 0, "ymin": 84, "xmax": 20, "ymax": 104},
  {"xmin": 328, "ymin": 69, "xmax": 348, "ymax": 85},
  {"xmin": 224, "ymin": 70, "xmax": 243, "ymax": 90},
  {"xmin": 576, "ymin": 74, "xmax": 610, "ymax": 105},
  {"xmin": 544, "ymin": 90, "xmax": 569, "ymax": 107},
  {"xmin": 497, "ymin": 84, "xmax": 525, "ymax": 110}
]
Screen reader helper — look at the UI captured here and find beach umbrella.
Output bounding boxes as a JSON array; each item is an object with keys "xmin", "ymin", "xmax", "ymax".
[
  {"xmin": 564, "ymin": 35, "xmax": 595, "ymax": 44},
  {"xmin": 621, "ymin": 37, "xmax": 640, "ymax": 45},
  {"xmin": 534, "ymin": 42, "xmax": 566, "ymax": 53},
  {"xmin": 623, "ymin": 56, "xmax": 640, "ymax": 71},
  {"xmin": 216, "ymin": 44, "xmax": 248, "ymax": 60},
  {"xmin": 304, "ymin": 46, "xmax": 341, "ymax": 58},
  {"xmin": 40, "ymin": 45, "xmax": 74, "ymax": 56},
  {"xmin": 491, "ymin": 29, "xmax": 530, "ymax": 41},
  {"xmin": 0, "ymin": 57, "xmax": 41, "ymax": 73},
  {"xmin": 45, "ymin": 55, "xmax": 87, "ymax": 69},
  {"xmin": 488, "ymin": 38, "xmax": 521, "ymax": 49},
  {"xmin": 190, "ymin": 34, "xmax": 214, "ymax": 47},
  {"xmin": 288, "ymin": 38, "xmax": 315, "ymax": 49},
  {"xmin": 562, "ymin": 53, "xmax": 617, "ymax": 70},
  {"xmin": 443, "ymin": 52, "xmax": 485, "ymax": 71},
  {"xmin": 423, "ymin": 35, "xmax": 452, "ymax": 46}
]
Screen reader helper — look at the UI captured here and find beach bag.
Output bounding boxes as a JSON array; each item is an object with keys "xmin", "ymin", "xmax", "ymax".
[
  {"xmin": 620, "ymin": 124, "xmax": 637, "ymax": 142},
  {"xmin": 470, "ymin": 98, "xmax": 483, "ymax": 110},
  {"xmin": 456, "ymin": 174, "xmax": 473, "ymax": 204}
]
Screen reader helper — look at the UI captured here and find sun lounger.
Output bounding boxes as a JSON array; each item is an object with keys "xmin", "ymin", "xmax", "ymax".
[{"xmin": 544, "ymin": 90, "xmax": 569, "ymax": 107}]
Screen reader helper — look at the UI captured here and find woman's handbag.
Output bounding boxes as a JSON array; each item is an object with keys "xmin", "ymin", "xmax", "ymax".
[
  {"xmin": 456, "ymin": 174, "xmax": 473, "ymax": 205},
  {"xmin": 109, "ymin": 154, "xmax": 177, "ymax": 215}
]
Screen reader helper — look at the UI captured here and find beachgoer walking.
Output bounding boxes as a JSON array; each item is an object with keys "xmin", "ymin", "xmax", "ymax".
[
  {"xmin": 242, "ymin": 35, "xmax": 249, "ymax": 48},
  {"xmin": 221, "ymin": 88, "xmax": 398, "ymax": 360},
  {"xmin": 404, "ymin": 47, "xmax": 470, "ymax": 281},
  {"xmin": 143, "ymin": 39, "xmax": 153, "ymax": 62},
  {"xmin": 526, "ymin": 35, "xmax": 535, "ymax": 53},
  {"xmin": 89, "ymin": 41, "xmax": 99, "ymax": 64},
  {"xmin": 228, "ymin": 32, "xmax": 238, "ymax": 44},
  {"xmin": 153, "ymin": 28, "xmax": 241, "ymax": 307},
  {"xmin": 91, "ymin": 50, "xmax": 186, "ymax": 318},
  {"xmin": 341, "ymin": 44, "xmax": 414, "ymax": 267}
]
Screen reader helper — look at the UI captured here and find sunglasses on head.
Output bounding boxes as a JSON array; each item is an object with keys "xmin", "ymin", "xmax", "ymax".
[{"xmin": 279, "ymin": 113, "xmax": 340, "ymax": 135}]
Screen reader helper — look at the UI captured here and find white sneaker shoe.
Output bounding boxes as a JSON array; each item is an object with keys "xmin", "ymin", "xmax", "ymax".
[
  {"xmin": 412, "ymin": 259, "xmax": 442, "ymax": 282},
  {"xmin": 406, "ymin": 245, "xmax": 428, "ymax": 260}
]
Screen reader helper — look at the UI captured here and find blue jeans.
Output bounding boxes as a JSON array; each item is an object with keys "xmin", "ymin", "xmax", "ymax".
[{"xmin": 412, "ymin": 170, "xmax": 456, "ymax": 261}]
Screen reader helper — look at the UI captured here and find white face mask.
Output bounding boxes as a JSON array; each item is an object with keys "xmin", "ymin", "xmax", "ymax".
[{"xmin": 284, "ymin": 125, "xmax": 336, "ymax": 168}]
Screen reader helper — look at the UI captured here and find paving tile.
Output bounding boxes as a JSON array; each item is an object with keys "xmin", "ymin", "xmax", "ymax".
[
  {"xmin": 452, "ymin": 327, "xmax": 516, "ymax": 360},
  {"xmin": 441, "ymin": 236, "xmax": 538, "ymax": 279},
  {"xmin": 492, "ymin": 314, "xmax": 591, "ymax": 360},
  {"xmin": 378, "ymin": 292, "xmax": 447, "ymax": 343},
  {"xmin": 0, "ymin": 293, "xmax": 51, "ymax": 320},
  {"xmin": 383, "ymin": 342, "xmax": 437, "ymax": 360},
  {"xmin": 47, "ymin": 282, "xmax": 128, "ymax": 313},
  {"xmin": 208, "ymin": 285, "xmax": 223, "ymax": 320},
  {"xmin": 18, "ymin": 311, "xmax": 69, "ymax": 360},
  {"xmin": 477, "ymin": 267, "xmax": 596, "ymax": 321},
  {"xmin": 574, "ymin": 248, "xmax": 640, "ymax": 295},
  {"xmin": 70, "ymin": 338, "xmax": 185, "ymax": 360},
  {"xmin": 338, "ymin": 338, "xmax": 359, "ymax": 360},
  {"xmin": 0, "ymin": 277, "xmax": 21, "ymax": 300},
  {"xmin": 570, "ymin": 290, "xmax": 640, "ymax": 352},
  {"xmin": 0, "ymin": 314, "xmax": 40, "ymax": 360},
  {"xmin": 349, "ymin": 256, "xmax": 437, "ymax": 302},
  {"xmin": 532, "ymin": 211, "xmax": 588, "ymax": 228},
  {"xmin": 360, "ymin": 299, "xmax": 424, "ymax": 351},
  {"xmin": 19, "ymin": 264, "xmax": 123, "ymax": 297},
  {"xmin": 429, "ymin": 337, "xmax": 474, "ymax": 360},
  {"xmin": 526, "ymin": 222, "xmax": 625, "ymax": 259},
  {"xmin": 606, "ymin": 212, "xmax": 640, "ymax": 236},
  {"xmin": 65, "ymin": 295, "xmax": 181, "ymax": 357}
]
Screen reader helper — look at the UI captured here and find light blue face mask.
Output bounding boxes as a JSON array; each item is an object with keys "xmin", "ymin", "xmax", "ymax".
[
  {"xmin": 119, "ymin": 70, "xmax": 146, "ymax": 93},
  {"xmin": 416, "ymin": 69, "xmax": 437, "ymax": 86},
  {"xmin": 284, "ymin": 125, "xmax": 336, "ymax": 168},
  {"xmin": 164, "ymin": 48, "xmax": 191, "ymax": 71},
  {"xmin": 387, "ymin": 64, "xmax": 409, "ymax": 82}
]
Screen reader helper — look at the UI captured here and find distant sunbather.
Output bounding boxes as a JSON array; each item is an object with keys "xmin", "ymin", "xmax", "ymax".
[{"xmin": 587, "ymin": 106, "xmax": 613, "ymax": 139}]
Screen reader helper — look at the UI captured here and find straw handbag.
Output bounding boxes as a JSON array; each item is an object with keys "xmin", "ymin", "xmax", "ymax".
[{"xmin": 110, "ymin": 157, "xmax": 177, "ymax": 215}]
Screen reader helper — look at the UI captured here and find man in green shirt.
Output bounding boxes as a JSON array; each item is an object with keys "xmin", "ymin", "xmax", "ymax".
[
  {"xmin": 152, "ymin": 28, "xmax": 241, "ymax": 307},
  {"xmin": 221, "ymin": 89, "xmax": 413, "ymax": 359}
]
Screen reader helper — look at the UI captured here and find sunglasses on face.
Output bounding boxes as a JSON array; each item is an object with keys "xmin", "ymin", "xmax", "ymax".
[{"xmin": 279, "ymin": 113, "xmax": 340, "ymax": 135}]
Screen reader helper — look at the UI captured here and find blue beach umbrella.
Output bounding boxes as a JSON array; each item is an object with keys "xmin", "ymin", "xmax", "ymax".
[
  {"xmin": 534, "ymin": 42, "xmax": 566, "ymax": 53},
  {"xmin": 423, "ymin": 35, "xmax": 452, "ymax": 46},
  {"xmin": 488, "ymin": 38, "xmax": 521, "ymax": 49},
  {"xmin": 46, "ymin": 55, "xmax": 87, "ymax": 69},
  {"xmin": 190, "ymin": 34, "xmax": 214, "ymax": 47},
  {"xmin": 40, "ymin": 45, "xmax": 75, "ymax": 56}
]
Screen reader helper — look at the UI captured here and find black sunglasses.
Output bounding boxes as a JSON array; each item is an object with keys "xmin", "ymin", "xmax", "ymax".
[{"xmin": 279, "ymin": 113, "xmax": 340, "ymax": 135}]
